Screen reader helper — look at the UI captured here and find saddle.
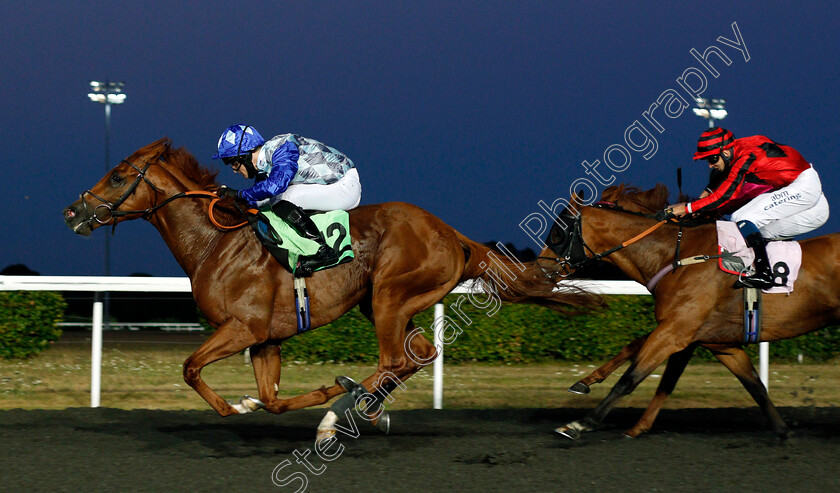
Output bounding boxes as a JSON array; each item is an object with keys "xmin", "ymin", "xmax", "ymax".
[
  {"xmin": 249, "ymin": 207, "xmax": 354, "ymax": 277},
  {"xmin": 716, "ymin": 221, "xmax": 801, "ymax": 294}
]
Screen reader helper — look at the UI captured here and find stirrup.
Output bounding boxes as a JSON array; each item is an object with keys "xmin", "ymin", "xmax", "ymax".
[
  {"xmin": 300, "ymin": 246, "xmax": 339, "ymax": 270},
  {"xmin": 734, "ymin": 271, "xmax": 776, "ymax": 289}
]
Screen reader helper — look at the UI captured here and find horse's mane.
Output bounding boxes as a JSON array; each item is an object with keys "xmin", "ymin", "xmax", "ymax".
[
  {"xmin": 133, "ymin": 138, "xmax": 249, "ymax": 225},
  {"xmin": 598, "ymin": 183, "xmax": 717, "ymax": 226},
  {"xmin": 599, "ymin": 184, "xmax": 671, "ymax": 214},
  {"xmin": 134, "ymin": 137, "xmax": 220, "ymax": 192},
  {"xmin": 172, "ymin": 147, "xmax": 220, "ymax": 192}
]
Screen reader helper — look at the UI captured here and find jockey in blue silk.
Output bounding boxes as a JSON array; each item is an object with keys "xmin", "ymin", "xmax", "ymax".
[{"xmin": 212, "ymin": 124, "xmax": 362, "ymax": 271}]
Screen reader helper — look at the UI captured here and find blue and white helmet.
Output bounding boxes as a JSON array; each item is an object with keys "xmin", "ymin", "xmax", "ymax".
[{"xmin": 212, "ymin": 124, "xmax": 266, "ymax": 160}]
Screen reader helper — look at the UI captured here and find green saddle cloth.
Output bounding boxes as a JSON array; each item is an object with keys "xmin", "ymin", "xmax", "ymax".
[{"xmin": 258, "ymin": 207, "xmax": 354, "ymax": 275}]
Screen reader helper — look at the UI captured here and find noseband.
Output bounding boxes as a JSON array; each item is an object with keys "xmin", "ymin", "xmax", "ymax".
[
  {"xmin": 540, "ymin": 210, "xmax": 593, "ymax": 278},
  {"xmin": 79, "ymin": 155, "xmax": 167, "ymax": 226}
]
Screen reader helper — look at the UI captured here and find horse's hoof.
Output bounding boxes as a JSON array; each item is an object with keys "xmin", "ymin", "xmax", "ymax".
[
  {"xmin": 374, "ymin": 411, "xmax": 390, "ymax": 434},
  {"xmin": 335, "ymin": 375, "xmax": 359, "ymax": 392},
  {"xmin": 316, "ymin": 410, "xmax": 340, "ymax": 443},
  {"xmin": 316, "ymin": 428, "xmax": 337, "ymax": 444},
  {"xmin": 568, "ymin": 381, "xmax": 591, "ymax": 395},
  {"xmin": 775, "ymin": 430, "xmax": 791, "ymax": 444},
  {"xmin": 229, "ymin": 395, "xmax": 265, "ymax": 414},
  {"xmin": 554, "ymin": 424, "xmax": 582, "ymax": 440}
]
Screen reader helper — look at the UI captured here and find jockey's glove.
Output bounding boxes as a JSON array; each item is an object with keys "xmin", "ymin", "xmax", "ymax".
[
  {"xmin": 217, "ymin": 186, "xmax": 239, "ymax": 199},
  {"xmin": 655, "ymin": 208, "xmax": 675, "ymax": 221}
]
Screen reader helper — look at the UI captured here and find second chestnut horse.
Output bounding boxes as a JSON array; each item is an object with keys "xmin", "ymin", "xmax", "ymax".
[{"xmin": 541, "ymin": 185, "xmax": 840, "ymax": 440}]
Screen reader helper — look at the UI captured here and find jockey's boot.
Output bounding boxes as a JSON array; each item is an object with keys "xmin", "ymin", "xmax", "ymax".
[
  {"xmin": 272, "ymin": 200, "xmax": 339, "ymax": 271},
  {"xmin": 735, "ymin": 231, "xmax": 777, "ymax": 289}
]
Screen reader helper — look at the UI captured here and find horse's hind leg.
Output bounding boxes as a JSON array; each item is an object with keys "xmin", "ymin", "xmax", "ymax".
[
  {"xmin": 312, "ymin": 317, "xmax": 437, "ymax": 441},
  {"xmin": 352, "ymin": 321, "xmax": 437, "ymax": 424},
  {"xmin": 623, "ymin": 344, "xmax": 696, "ymax": 438},
  {"xmin": 706, "ymin": 344, "xmax": 789, "ymax": 438},
  {"xmin": 354, "ymin": 319, "xmax": 436, "ymax": 397},
  {"xmin": 246, "ymin": 323, "xmax": 433, "ymax": 419},
  {"xmin": 571, "ymin": 335, "xmax": 648, "ymax": 394}
]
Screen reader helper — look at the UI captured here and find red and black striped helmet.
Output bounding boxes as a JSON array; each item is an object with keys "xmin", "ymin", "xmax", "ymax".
[{"xmin": 693, "ymin": 127, "xmax": 735, "ymax": 160}]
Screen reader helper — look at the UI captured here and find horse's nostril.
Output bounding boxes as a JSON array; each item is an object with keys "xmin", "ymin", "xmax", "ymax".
[{"xmin": 64, "ymin": 207, "xmax": 77, "ymax": 219}]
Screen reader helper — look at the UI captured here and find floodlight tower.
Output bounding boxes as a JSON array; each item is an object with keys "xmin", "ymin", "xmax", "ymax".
[
  {"xmin": 87, "ymin": 81, "xmax": 125, "ymax": 277},
  {"xmin": 87, "ymin": 81, "xmax": 126, "ymax": 335},
  {"xmin": 692, "ymin": 97, "xmax": 727, "ymax": 128}
]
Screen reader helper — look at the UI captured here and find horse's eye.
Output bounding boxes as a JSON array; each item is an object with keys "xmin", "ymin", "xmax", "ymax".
[{"xmin": 110, "ymin": 173, "xmax": 124, "ymax": 186}]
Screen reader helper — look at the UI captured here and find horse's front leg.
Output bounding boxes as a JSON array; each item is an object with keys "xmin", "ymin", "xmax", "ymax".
[
  {"xmin": 182, "ymin": 317, "xmax": 263, "ymax": 416},
  {"xmin": 249, "ymin": 341, "xmax": 348, "ymax": 414},
  {"xmin": 556, "ymin": 323, "xmax": 691, "ymax": 439},
  {"xmin": 570, "ymin": 334, "xmax": 649, "ymax": 394},
  {"xmin": 623, "ymin": 344, "xmax": 696, "ymax": 438},
  {"xmin": 249, "ymin": 342, "xmax": 282, "ymax": 411}
]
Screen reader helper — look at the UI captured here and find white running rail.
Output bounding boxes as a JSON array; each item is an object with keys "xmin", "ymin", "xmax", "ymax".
[{"xmin": 0, "ymin": 276, "xmax": 770, "ymax": 408}]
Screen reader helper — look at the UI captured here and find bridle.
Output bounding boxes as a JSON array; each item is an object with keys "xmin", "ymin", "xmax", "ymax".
[
  {"xmin": 539, "ymin": 209, "xmax": 588, "ymax": 277},
  {"xmin": 539, "ymin": 203, "xmax": 671, "ymax": 278},
  {"xmin": 80, "ymin": 155, "xmax": 164, "ymax": 227},
  {"xmin": 78, "ymin": 154, "xmax": 253, "ymax": 231}
]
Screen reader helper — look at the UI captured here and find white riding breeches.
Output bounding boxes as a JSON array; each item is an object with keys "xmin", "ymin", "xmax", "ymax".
[
  {"xmin": 267, "ymin": 168, "xmax": 362, "ymax": 212},
  {"xmin": 731, "ymin": 167, "xmax": 829, "ymax": 238}
]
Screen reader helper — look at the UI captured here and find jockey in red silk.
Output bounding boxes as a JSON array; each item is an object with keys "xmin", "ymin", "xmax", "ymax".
[{"xmin": 665, "ymin": 127, "xmax": 829, "ymax": 289}]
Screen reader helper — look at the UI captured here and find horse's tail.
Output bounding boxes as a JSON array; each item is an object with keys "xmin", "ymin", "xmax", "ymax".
[{"xmin": 455, "ymin": 233, "xmax": 600, "ymax": 313}]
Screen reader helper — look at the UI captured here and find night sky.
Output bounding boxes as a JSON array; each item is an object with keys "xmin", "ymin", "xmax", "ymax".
[{"xmin": 3, "ymin": 1, "xmax": 839, "ymax": 277}]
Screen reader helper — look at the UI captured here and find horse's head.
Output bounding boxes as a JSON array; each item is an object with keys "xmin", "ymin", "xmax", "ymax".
[
  {"xmin": 542, "ymin": 209, "xmax": 587, "ymax": 276},
  {"xmin": 63, "ymin": 138, "xmax": 177, "ymax": 236},
  {"xmin": 538, "ymin": 184, "xmax": 674, "ymax": 277},
  {"xmin": 537, "ymin": 192, "xmax": 589, "ymax": 277}
]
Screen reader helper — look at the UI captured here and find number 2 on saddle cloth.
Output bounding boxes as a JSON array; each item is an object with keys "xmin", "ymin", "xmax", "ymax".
[{"xmin": 248, "ymin": 207, "xmax": 354, "ymax": 277}]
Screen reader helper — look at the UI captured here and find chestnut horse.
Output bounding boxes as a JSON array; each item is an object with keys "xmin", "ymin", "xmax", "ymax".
[
  {"xmin": 63, "ymin": 138, "xmax": 595, "ymax": 436},
  {"xmin": 540, "ymin": 185, "xmax": 840, "ymax": 440}
]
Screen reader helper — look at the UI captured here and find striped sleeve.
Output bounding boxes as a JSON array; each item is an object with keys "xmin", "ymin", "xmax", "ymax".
[{"xmin": 688, "ymin": 153, "xmax": 756, "ymax": 214}]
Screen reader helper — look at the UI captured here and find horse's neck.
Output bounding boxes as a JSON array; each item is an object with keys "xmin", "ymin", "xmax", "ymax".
[
  {"xmin": 146, "ymin": 198, "xmax": 230, "ymax": 278},
  {"xmin": 585, "ymin": 211, "xmax": 677, "ymax": 284}
]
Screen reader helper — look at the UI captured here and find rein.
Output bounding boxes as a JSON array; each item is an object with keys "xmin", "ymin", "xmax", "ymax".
[
  {"xmin": 541, "ymin": 201, "xmax": 727, "ymax": 290},
  {"xmin": 579, "ymin": 217, "xmax": 669, "ymax": 264},
  {"xmin": 541, "ymin": 202, "xmax": 671, "ymax": 276},
  {"xmin": 79, "ymin": 156, "xmax": 256, "ymax": 231},
  {"xmin": 164, "ymin": 191, "xmax": 259, "ymax": 230}
]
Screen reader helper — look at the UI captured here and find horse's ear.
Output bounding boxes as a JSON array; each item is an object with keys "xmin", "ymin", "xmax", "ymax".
[
  {"xmin": 157, "ymin": 137, "xmax": 172, "ymax": 152},
  {"xmin": 147, "ymin": 137, "xmax": 172, "ymax": 159},
  {"xmin": 570, "ymin": 187, "xmax": 589, "ymax": 208}
]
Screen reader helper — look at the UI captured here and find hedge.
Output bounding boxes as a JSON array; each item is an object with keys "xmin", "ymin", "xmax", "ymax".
[
  {"xmin": 0, "ymin": 291, "xmax": 66, "ymax": 359},
  {"xmin": 281, "ymin": 295, "xmax": 840, "ymax": 364}
]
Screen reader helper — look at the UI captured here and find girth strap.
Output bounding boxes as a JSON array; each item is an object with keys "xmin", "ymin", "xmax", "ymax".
[{"xmin": 646, "ymin": 254, "xmax": 721, "ymax": 293}]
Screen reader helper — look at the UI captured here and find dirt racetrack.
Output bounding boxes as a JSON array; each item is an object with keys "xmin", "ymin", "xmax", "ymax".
[{"xmin": 2, "ymin": 406, "xmax": 840, "ymax": 492}]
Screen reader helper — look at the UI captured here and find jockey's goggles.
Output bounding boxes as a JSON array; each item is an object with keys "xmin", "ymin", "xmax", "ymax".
[{"xmin": 222, "ymin": 154, "xmax": 249, "ymax": 168}]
